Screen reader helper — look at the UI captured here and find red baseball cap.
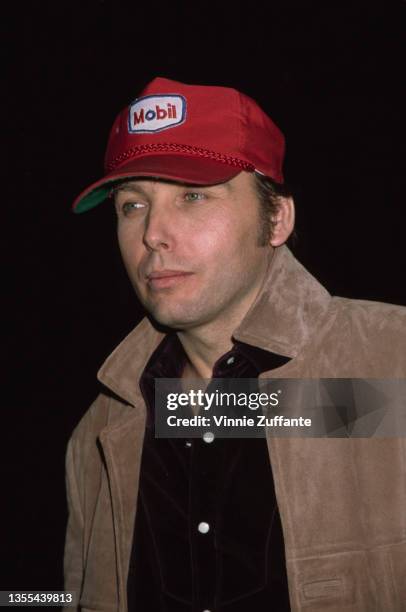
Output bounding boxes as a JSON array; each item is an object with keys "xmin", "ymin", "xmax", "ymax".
[{"xmin": 72, "ymin": 77, "xmax": 286, "ymax": 213}]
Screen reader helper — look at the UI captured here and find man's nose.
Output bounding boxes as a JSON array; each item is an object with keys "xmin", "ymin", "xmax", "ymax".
[{"xmin": 142, "ymin": 204, "xmax": 175, "ymax": 251}]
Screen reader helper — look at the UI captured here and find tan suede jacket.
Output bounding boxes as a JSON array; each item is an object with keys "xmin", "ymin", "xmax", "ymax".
[{"xmin": 64, "ymin": 245, "xmax": 406, "ymax": 612}]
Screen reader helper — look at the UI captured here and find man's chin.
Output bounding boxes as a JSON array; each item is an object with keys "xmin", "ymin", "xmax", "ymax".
[
  {"xmin": 147, "ymin": 307, "xmax": 190, "ymax": 331},
  {"xmin": 147, "ymin": 306, "xmax": 202, "ymax": 332}
]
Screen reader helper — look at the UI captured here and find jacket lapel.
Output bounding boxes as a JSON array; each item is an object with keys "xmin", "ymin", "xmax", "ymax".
[
  {"xmin": 97, "ymin": 316, "xmax": 165, "ymax": 406},
  {"xmin": 233, "ymin": 245, "xmax": 331, "ymax": 357}
]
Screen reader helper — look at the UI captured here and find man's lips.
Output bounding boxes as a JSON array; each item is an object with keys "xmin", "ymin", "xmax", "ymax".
[{"xmin": 146, "ymin": 270, "xmax": 194, "ymax": 289}]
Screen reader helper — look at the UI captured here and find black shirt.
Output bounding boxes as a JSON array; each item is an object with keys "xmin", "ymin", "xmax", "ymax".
[{"xmin": 127, "ymin": 333, "xmax": 291, "ymax": 612}]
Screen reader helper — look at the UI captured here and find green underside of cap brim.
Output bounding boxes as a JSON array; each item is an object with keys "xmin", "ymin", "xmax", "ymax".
[{"xmin": 74, "ymin": 181, "xmax": 119, "ymax": 214}]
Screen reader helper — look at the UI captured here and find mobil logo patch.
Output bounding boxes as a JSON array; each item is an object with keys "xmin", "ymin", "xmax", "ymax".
[{"xmin": 128, "ymin": 94, "xmax": 187, "ymax": 134}]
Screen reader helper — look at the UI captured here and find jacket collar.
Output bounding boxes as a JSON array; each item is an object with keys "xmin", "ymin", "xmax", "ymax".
[{"xmin": 97, "ymin": 245, "xmax": 332, "ymax": 406}]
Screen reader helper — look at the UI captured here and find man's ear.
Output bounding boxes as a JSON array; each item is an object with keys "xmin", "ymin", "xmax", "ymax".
[{"xmin": 270, "ymin": 196, "xmax": 295, "ymax": 246}]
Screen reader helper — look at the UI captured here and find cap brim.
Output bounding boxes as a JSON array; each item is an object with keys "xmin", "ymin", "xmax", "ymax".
[{"xmin": 72, "ymin": 155, "xmax": 243, "ymax": 213}]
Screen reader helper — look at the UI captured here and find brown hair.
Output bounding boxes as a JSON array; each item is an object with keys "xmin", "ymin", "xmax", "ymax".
[{"xmin": 252, "ymin": 173, "xmax": 293, "ymax": 246}]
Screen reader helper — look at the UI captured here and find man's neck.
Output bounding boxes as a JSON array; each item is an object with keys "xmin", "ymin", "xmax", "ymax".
[
  {"xmin": 177, "ymin": 296, "xmax": 257, "ymax": 379},
  {"xmin": 178, "ymin": 329, "xmax": 233, "ymax": 380}
]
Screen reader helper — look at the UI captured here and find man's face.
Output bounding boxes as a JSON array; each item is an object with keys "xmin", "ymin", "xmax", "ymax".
[{"xmin": 114, "ymin": 171, "xmax": 273, "ymax": 331}]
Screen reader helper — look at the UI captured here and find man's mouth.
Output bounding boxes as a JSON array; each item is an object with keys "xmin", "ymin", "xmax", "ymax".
[{"xmin": 146, "ymin": 270, "xmax": 194, "ymax": 289}]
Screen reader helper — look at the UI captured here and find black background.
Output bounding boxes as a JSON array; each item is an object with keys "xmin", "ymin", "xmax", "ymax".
[{"xmin": 5, "ymin": 0, "xmax": 406, "ymax": 595}]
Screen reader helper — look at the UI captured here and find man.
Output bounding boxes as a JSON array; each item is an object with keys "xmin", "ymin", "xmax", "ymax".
[{"xmin": 65, "ymin": 77, "xmax": 406, "ymax": 611}]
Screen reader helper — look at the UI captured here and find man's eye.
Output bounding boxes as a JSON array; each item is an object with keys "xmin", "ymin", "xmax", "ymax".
[
  {"xmin": 184, "ymin": 192, "xmax": 206, "ymax": 202},
  {"xmin": 121, "ymin": 201, "xmax": 144, "ymax": 214}
]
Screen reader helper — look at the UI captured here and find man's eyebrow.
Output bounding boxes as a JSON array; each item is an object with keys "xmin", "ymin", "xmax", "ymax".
[
  {"xmin": 184, "ymin": 182, "xmax": 231, "ymax": 190},
  {"xmin": 111, "ymin": 180, "xmax": 231, "ymax": 197},
  {"xmin": 111, "ymin": 183, "xmax": 148, "ymax": 197}
]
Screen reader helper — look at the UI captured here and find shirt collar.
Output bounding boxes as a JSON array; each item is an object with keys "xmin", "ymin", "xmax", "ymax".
[{"xmin": 139, "ymin": 332, "xmax": 291, "ymax": 427}]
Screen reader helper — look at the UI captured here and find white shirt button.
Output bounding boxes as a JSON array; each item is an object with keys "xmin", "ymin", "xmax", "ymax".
[
  {"xmin": 198, "ymin": 521, "xmax": 210, "ymax": 534},
  {"xmin": 226, "ymin": 356, "xmax": 235, "ymax": 365},
  {"xmin": 185, "ymin": 441, "xmax": 192, "ymax": 448},
  {"xmin": 203, "ymin": 431, "xmax": 215, "ymax": 444}
]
